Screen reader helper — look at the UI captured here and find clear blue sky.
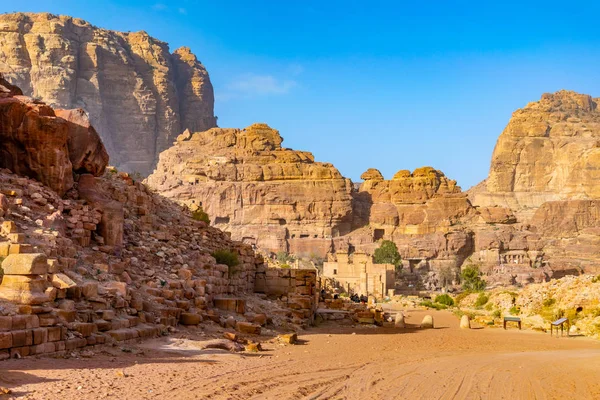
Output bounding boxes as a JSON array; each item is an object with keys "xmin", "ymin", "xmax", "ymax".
[{"xmin": 2, "ymin": 1, "xmax": 600, "ymax": 189}]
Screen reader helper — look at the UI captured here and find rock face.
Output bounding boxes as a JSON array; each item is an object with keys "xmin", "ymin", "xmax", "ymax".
[
  {"xmin": 0, "ymin": 74, "xmax": 107, "ymax": 195},
  {"xmin": 147, "ymin": 123, "xmax": 354, "ymax": 256},
  {"xmin": 0, "ymin": 12, "xmax": 216, "ymax": 175},
  {"xmin": 472, "ymin": 91, "xmax": 600, "ymax": 214},
  {"xmin": 469, "ymin": 90, "xmax": 600, "ymax": 283},
  {"xmin": 348, "ymin": 167, "xmax": 475, "ymax": 290}
]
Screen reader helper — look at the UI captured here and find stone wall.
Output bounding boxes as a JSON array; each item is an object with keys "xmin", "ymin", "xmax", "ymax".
[
  {"xmin": 322, "ymin": 253, "xmax": 395, "ymax": 297},
  {"xmin": 254, "ymin": 266, "xmax": 318, "ymax": 324}
]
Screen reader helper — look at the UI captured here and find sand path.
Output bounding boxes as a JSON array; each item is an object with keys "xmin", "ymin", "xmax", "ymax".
[{"xmin": 1, "ymin": 309, "xmax": 599, "ymax": 399}]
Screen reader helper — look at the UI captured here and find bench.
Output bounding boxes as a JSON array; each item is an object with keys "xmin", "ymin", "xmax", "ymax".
[
  {"xmin": 503, "ymin": 316, "xmax": 521, "ymax": 330},
  {"xmin": 550, "ymin": 317, "xmax": 570, "ymax": 337}
]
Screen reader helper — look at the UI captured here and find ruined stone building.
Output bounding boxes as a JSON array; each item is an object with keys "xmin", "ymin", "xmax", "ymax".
[{"xmin": 322, "ymin": 253, "xmax": 395, "ymax": 298}]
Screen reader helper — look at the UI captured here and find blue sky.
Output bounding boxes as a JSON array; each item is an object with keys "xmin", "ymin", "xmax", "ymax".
[{"xmin": 2, "ymin": 1, "xmax": 600, "ymax": 188}]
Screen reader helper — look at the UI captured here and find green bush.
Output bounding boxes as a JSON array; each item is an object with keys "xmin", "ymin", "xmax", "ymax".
[
  {"xmin": 492, "ymin": 309, "xmax": 502, "ymax": 319},
  {"xmin": 191, "ymin": 208, "xmax": 210, "ymax": 224},
  {"xmin": 421, "ymin": 300, "xmax": 447, "ymax": 310},
  {"xmin": 212, "ymin": 249, "xmax": 239, "ymax": 268},
  {"xmin": 373, "ymin": 240, "xmax": 401, "ymax": 266},
  {"xmin": 276, "ymin": 251, "xmax": 294, "ymax": 264},
  {"xmin": 474, "ymin": 293, "xmax": 489, "ymax": 307},
  {"xmin": 509, "ymin": 306, "xmax": 520, "ymax": 315},
  {"xmin": 434, "ymin": 294, "xmax": 454, "ymax": 306},
  {"xmin": 280, "ymin": 264, "xmax": 291, "ymax": 269},
  {"xmin": 461, "ymin": 265, "xmax": 486, "ymax": 291}
]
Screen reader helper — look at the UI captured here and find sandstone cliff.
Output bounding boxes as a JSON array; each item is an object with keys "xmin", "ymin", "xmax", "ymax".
[
  {"xmin": 472, "ymin": 91, "xmax": 600, "ymax": 214},
  {"xmin": 467, "ymin": 90, "xmax": 600, "ymax": 284},
  {"xmin": 146, "ymin": 123, "xmax": 354, "ymax": 256},
  {"xmin": 0, "ymin": 12, "xmax": 216, "ymax": 175}
]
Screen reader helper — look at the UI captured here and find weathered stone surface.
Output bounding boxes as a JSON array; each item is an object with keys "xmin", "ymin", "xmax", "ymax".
[
  {"xmin": 55, "ymin": 109, "xmax": 108, "ymax": 176},
  {"xmin": 0, "ymin": 12, "xmax": 216, "ymax": 175},
  {"xmin": 420, "ymin": 315, "xmax": 434, "ymax": 329},
  {"xmin": 472, "ymin": 91, "xmax": 600, "ymax": 213},
  {"xmin": 394, "ymin": 312, "xmax": 405, "ymax": 328},
  {"xmin": 1, "ymin": 254, "xmax": 48, "ymax": 275},
  {"xmin": 0, "ymin": 74, "xmax": 107, "ymax": 195},
  {"xmin": 147, "ymin": 123, "xmax": 354, "ymax": 256},
  {"xmin": 460, "ymin": 314, "xmax": 470, "ymax": 329},
  {"xmin": 235, "ymin": 321, "xmax": 261, "ymax": 335}
]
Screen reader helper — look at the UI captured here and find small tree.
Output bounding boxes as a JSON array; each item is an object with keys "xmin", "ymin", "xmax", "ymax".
[
  {"xmin": 191, "ymin": 207, "xmax": 210, "ymax": 224},
  {"xmin": 461, "ymin": 265, "xmax": 486, "ymax": 291},
  {"xmin": 373, "ymin": 240, "xmax": 401, "ymax": 267}
]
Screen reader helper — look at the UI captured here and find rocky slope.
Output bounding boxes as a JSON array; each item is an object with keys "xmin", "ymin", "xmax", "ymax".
[
  {"xmin": 0, "ymin": 12, "xmax": 216, "ymax": 175},
  {"xmin": 0, "ymin": 78, "xmax": 320, "ymax": 360},
  {"xmin": 146, "ymin": 124, "xmax": 354, "ymax": 257}
]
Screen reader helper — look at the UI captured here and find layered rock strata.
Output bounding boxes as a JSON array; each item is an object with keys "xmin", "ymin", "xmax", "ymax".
[
  {"xmin": 0, "ymin": 12, "xmax": 216, "ymax": 175},
  {"xmin": 472, "ymin": 91, "xmax": 600, "ymax": 216},
  {"xmin": 147, "ymin": 123, "xmax": 354, "ymax": 256},
  {"xmin": 469, "ymin": 91, "xmax": 600, "ymax": 281}
]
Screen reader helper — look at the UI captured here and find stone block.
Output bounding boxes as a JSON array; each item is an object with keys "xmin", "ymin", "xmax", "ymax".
[
  {"xmin": 82, "ymin": 281, "xmax": 99, "ymax": 298},
  {"xmin": 51, "ymin": 273, "xmax": 77, "ymax": 289},
  {"xmin": 2, "ymin": 275, "xmax": 46, "ymax": 291},
  {"xmin": 180, "ymin": 313, "xmax": 202, "ymax": 325},
  {"xmin": 0, "ymin": 332, "xmax": 13, "ymax": 349},
  {"xmin": 47, "ymin": 326, "xmax": 63, "ymax": 342},
  {"xmin": 2, "ymin": 253, "xmax": 48, "ymax": 275},
  {"xmin": 12, "ymin": 315, "xmax": 39, "ymax": 329},
  {"xmin": 72, "ymin": 323, "xmax": 97, "ymax": 337},
  {"xmin": 56, "ymin": 310, "xmax": 76, "ymax": 323},
  {"xmin": 38, "ymin": 313, "xmax": 57, "ymax": 327},
  {"xmin": 235, "ymin": 322, "xmax": 261, "ymax": 335},
  {"xmin": 0, "ymin": 242, "xmax": 9, "ymax": 257},
  {"xmin": 32, "ymin": 328, "xmax": 48, "ymax": 345},
  {"xmin": 10, "ymin": 346, "xmax": 30, "ymax": 358},
  {"xmin": 11, "ymin": 330, "xmax": 33, "ymax": 347},
  {"xmin": 1, "ymin": 221, "xmax": 17, "ymax": 234},
  {"xmin": 65, "ymin": 338, "xmax": 87, "ymax": 350},
  {"xmin": 214, "ymin": 297, "xmax": 246, "ymax": 314},
  {"xmin": 0, "ymin": 316, "xmax": 12, "ymax": 331}
]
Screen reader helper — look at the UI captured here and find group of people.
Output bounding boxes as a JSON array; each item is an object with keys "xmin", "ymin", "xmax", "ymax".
[
  {"xmin": 350, "ymin": 293, "xmax": 368, "ymax": 304},
  {"xmin": 320, "ymin": 289, "xmax": 368, "ymax": 304}
]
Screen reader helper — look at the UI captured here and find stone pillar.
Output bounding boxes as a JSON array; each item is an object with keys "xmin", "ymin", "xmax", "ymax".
[
  {"xmin": 359, "ymin": 263, "xmax": 368, "ymax": 296},
  {"xmin": 0, "ymin": 254, "xmax": 49, "ymax": 304}
]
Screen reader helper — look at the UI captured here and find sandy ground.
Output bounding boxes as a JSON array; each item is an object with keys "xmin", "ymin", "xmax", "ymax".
[{"xmin": 1, "ymin": 309, "xmax": 600, "ymax": 400}]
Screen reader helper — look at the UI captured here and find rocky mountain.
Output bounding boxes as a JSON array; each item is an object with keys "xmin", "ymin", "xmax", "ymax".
[
  {"xmin": 0, "ymin": 12, "xmax": 216, "ymax": 175},
  {"xmin": 146, "ymin": 123, "xmax": 354, "ymax": 256},
  {"xmin": 471, "ymin": 90, "xmax": 600, "ymax": 216},
  {"xmin": 148, "ymin": 90, "xmax": 600, "ymax": 290}
]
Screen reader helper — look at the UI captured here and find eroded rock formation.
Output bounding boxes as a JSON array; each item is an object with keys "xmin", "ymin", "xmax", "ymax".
[
  {"xmin": 0, "ymin": 74, "xmax": 107, "ymax": 195},
  {"xmin": 147, "ymin": 90, "xmax": 600, "ymax": 291},
  {"xmin": 468, "ymin": 91, "xmax": 600, "ymax": 284},
  {"xmin": 147, "ymin": 123, "xmax": 354, "ymax": 256},
  {"xmin": 0, "ymin": 12, "xmax": 216, "ymax": 175},
  {"xmin": 472, "ymin": 91, "xmax": 600, "ymax": 214}
]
